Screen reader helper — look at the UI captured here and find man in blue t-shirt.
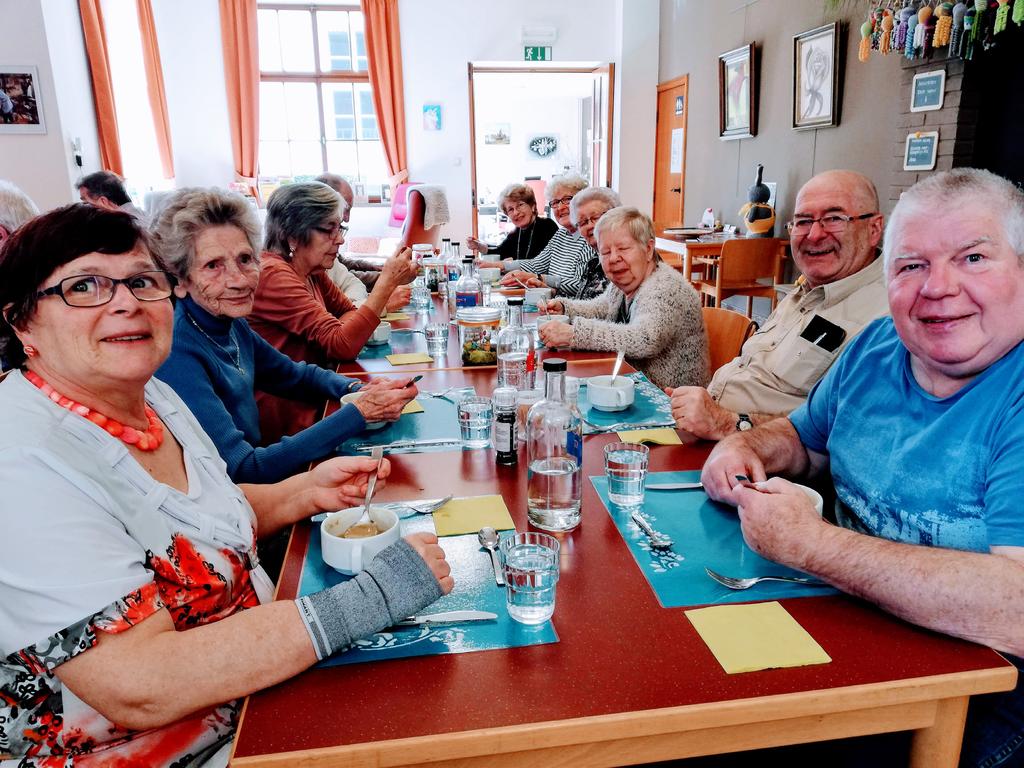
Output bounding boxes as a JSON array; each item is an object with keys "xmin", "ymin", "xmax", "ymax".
[{"xmin": 701, "ymin": 168, "xmax": 1024, "ymax": 768}]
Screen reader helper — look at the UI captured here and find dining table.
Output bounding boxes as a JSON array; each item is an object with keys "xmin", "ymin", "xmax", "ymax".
[{"xmin": 230, "ymin": 344, "xmax": 1017, "ymax": 767}]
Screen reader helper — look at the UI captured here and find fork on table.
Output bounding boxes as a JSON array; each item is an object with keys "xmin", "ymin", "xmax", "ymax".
[{"xmin": 704, "ymin": 567, "xmax": 826, "ymax": 590}]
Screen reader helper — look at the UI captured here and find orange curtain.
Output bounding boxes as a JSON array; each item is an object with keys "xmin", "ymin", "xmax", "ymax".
[
  {"xmin": 136, "ymin": 0, "xmax": 174, "ymax": 179},
  {"xmin": 362, "ymin": 0, "xmax": 408, "ymax": 189},
  {"xmin": 79, "ymin": 0, "xmax": 123, "ymax": 175},
  {"xmin": 219, "ymin": 0, "xmax": 259, "ymax": 193}
]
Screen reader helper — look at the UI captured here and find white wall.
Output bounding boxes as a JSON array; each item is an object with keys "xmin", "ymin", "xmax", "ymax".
[
  {"xmin": 612, "ymin": 0, "xmax": 659, "ymax": 214},
  {"xmin": 400, "ymin": 0, "xmax": 621, "ymax": 238},
  {"xmin": 151, "ymin": 0, "xmax": 235, "ymax": 188},
  {"xmin": 0, "ymin": 0, "xmax": 78, "ymax": 211}
]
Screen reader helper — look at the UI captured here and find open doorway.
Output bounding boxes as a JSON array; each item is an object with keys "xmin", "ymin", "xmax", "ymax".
[{"xmin": 468, "ymin": 64, "xmax": 614, "ymax": 241}]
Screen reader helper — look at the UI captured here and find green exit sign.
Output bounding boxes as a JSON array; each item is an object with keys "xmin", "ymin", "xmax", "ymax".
[{"xmin": 524, "ymin": 46, "xmax": 551, "ymax": 61}]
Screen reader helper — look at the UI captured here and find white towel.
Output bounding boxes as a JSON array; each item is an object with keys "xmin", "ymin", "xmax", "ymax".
[{"xmin": 412, "ymin": 184, "xmax": 450, "ymax": 229}]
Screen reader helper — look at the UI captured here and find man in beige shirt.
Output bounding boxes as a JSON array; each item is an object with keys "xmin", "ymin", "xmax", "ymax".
[{"xmin": 668, "ymin": 169, "xmax": 889, "ymax": 440}]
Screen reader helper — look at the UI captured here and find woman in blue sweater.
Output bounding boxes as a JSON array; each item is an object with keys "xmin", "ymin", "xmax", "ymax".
[{"xmin": 153, "ymin": 188, "xmax": 416, "ymax": 482}]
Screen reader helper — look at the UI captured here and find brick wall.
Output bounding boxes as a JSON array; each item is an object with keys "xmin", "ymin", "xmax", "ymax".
[{"xmin": 888, "ymin": 54, "xmax": 980, "ymax": 206}]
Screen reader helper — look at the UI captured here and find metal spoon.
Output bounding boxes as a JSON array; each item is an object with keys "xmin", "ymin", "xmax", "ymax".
[
  {"xmin": 609, "ymin": 349, "xmax": 626, "ymax": 386},
  {"xmin": 477, "ymin": 526, "xmax": 505, "ymax": 586},
  {"xmin": 352, "ymin": 445, "xmax": 385, "ymax": 532}
]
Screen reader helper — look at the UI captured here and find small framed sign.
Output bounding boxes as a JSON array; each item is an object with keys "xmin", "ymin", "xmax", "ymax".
[
  {"xmin": 904, "ymin": 131, "xmax": 939, "ymax": 171},
  {"xmin": 910, "ymin": 69, "xmax": 945, "ymax": 112}
]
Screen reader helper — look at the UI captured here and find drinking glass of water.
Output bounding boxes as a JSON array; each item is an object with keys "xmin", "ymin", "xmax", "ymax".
[
  {"xmin": 604, "ymin": 442, "xmax": 649, "ymax": 507},
  {"xmin": 424, "ymin": 322, "xmax": 449, "ymax": 357},
  {"xmin": 500, "ymin": 531, "xmax": 560, "ymax": 625},
  {"xmin": 457, "ymin": 396, "xmax": 493, "ymax": 448},
  {"xmin": 410, "ymin": 276, "xmax": 431, "ymax": 310}
]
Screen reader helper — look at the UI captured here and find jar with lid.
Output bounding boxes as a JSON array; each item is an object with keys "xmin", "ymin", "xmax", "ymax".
[
  {"xmin": 422, "ymin": 257, "xmax": 442, "ymax": 292},
  {"xmin": 411, "ymin": 243, "xmax": 433, "ymax": 277},
  {"xmin": 456, "ymin": 306, "xmax": 500, "ymax": 365}
]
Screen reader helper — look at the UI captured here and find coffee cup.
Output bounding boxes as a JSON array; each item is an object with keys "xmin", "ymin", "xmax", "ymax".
[
  {"xmin": 342, "ymin": 391, "xmax": 385, "ymax": 430},
  {"xmin": 525, "ymin": 286, "xmax": 553, "ymax": 306},
  {"xmin": 321, "ymin": 505, "xmax": 401, "ymax": 575},
  {"xmin": 790, "ymin": 483, "xmax": 824, "ymax": 516},
  {"xmin": 478, "ymin": 267, "xmax": 501, "ymax": 285},
  {"xmin": 587, "ymin": 374, "xmax": 635, "ymax": 412},
  {"xmin": 367, "ymin": 321, "xmax": 392, "ymax": 345}
]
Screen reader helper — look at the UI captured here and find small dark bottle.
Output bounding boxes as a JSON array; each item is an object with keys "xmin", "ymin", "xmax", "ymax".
[{"xmin": 493, "ymin": 386, "xmax": 518, "ymax": 465}]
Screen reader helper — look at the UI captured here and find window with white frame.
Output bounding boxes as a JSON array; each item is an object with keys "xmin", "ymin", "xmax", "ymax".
[{"xmin": 256, "ymin": 3, "xmax": 386, "ymax": 186}]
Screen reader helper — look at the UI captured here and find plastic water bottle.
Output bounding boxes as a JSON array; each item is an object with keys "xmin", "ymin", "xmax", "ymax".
[
  {"xmin": 496, "ymin": 297, "xmax": 536, "ymax": 390},
  {"xmin": 526, "ymin": 358, "xmax": 583, "ymax": 532}
]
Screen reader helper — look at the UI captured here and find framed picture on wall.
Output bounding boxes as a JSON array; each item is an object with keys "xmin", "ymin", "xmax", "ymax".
[
  {"xmin": 0, "ymin": 65, "xmax": 45, "ymax": 134},
  {"xmin": 718, "ymin": 43, "xmax": 756, "ymax": 140},
  {"xmin": 793, "ymin": 23, "xmax": 842, "ymax": 130}
]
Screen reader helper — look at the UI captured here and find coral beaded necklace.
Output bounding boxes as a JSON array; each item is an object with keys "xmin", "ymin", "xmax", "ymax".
[{"xmin": 24, "ymin": 369, "xmax": 165, "ymax": 451}]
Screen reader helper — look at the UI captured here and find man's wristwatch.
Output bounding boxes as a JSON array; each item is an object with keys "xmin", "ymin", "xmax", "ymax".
[{"xmin": 736, "ymin": 413, "xmax": 753, "ymax": 432}]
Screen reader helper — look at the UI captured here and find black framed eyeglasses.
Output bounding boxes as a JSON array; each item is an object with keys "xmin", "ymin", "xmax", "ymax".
[
  {"xmin": 36, "ymin": 271, "xmax": 175, "ymax": 308},
  {"xmin": 312, "ymin": 221, "xmax": 349, "ymax": 237},
  {"xmin": 550, "ymin": 195, "xmax": 574, "ymax": 208},
  {"xmin": 786, "ymin": 212, "xmax": 878, "ymax": 235}
]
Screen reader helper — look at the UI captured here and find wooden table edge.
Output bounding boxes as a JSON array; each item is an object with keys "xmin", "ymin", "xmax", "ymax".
[{"xmin": 230, "ymin": 664, "xmax": 1016, "ymax": 767}]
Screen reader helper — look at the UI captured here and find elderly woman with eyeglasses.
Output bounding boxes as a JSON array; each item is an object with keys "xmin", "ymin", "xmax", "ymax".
[
  {"xmin": 465, "ymin": 182, "xmax": 557, "ymax": 263},
  {"xmin": 485, "ymin": 173, "xmax": 596, "ymax": 295},
  {"xmin": 248, "ymin": 182, "xmax": 417, "ymax": 445},
  {"xmin": 538, "ymin": 207, "xmax": 709, "ymax": 390},
  {"xmin": 0, "ymin": 204, "xmax": 452, "ymax": 766},
  {"xmin": 561, "ymin": 186, "xmax": 622, "ymax": 300},
  {"xmin": 152, "ymin": 188, "xmax": 416, "ymax": 483}
]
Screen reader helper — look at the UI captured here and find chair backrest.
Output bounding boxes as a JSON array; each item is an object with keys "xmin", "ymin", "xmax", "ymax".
[
  {"xmin": 716, "ymin": 238, "xmax": 782, "ymax": 287},
  {"xmin": 524, "ymin": 177, "xmax": 546, "ymax": 214},
  {"xmin": 702, "ymin": 306, "xmax": 756, "ymax": 374},
  {"xmin": 398, "ymin": 187, "xmax": 443, "ymax": 250},
  {"xmin": 387, "ymin": 182, "xmax": 419, "ymax": 228}
]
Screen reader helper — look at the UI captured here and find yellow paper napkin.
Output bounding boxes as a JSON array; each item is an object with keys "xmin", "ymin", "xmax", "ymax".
[
  {"xmin": 432, "ymin": 495, "xmax": 515, "ymax": 537},
  {"xmin": 386, "ymin": 352, "xmax": 434, "ymax": 365},
  {"xmin": 381, "ymin": 312, "xmax": 410, "ymax": 321},
  {"xmin": 685, "ymin": 601, "xmax": 831, "ymax": 674},
  {"xmin": 401, "ymin": 400, "xmax": 424, "ymax": 415},
  {"xmin": 616, "ymin": 427, "xmax": 682, "ymax": 445}
]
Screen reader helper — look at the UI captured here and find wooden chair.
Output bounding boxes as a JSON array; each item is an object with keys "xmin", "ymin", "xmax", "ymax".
[
  {"xmin": 702, "ymin": 306, "xmax": 756, "ymax": 375},
  {"xmin": 696, "ymin": 238, "xmax": 783, "ymax": 317}
]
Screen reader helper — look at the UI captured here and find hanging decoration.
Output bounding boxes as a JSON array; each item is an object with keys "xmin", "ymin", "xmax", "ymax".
[{"xmin": 855, "ymin": 0, "xmax": 1024, "ymax": 63}]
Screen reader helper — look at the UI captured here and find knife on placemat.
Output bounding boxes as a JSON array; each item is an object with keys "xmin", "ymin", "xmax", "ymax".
[
  {"xmin": 646, "ymin": 482, "xmax": 704, "ymax": 490},
  {"xmin": 353, "ymin": 438, "xmax": 463, "ymax": 452},
  {"xmin": 394, "ymin": 610, "xmax": 497, "ymax": 626}
]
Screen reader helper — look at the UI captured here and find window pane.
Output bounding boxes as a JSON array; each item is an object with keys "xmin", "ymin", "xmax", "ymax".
[
  {"xmin": 259, "ymin": 82, "xmax": 287, "ymax": 141},
  {"xmin": 318, "ymin": 11, "xmax": 352, "ymax": 72},
  {"xmin": 290, "ymin": 140, "xmax": 324, "ymax": 176},
  {"xmin": 257, "ymin": 9, "xmax": 282, "ymax": 72},
  {"xmin": 278, "ymin": 10, "xmax": 314, "ymax": 72},
  {"xmin": 283, "ymin": 82, "xmax": 320, "ymax": 140},
  {"xmin": 354, "ymin": 84, "xmax": 378, "ymax": 140},
  {"xmin": 260, "ymin": 140, "xmax": 291, "ymax": 177},
  {"xmin": 350, "ymin": 12, "xmax": 367, "ymax": 71},
  {"xmin": 357, "ymin": 140, "xmax": 388, "ymax": 184},
  {"xmin": 326, "ymin": 141, "xmax": 359, "ymax": 178},
  {"xmin": 323, "ymin": 83, "xmax": 355, "ymax": 140}
]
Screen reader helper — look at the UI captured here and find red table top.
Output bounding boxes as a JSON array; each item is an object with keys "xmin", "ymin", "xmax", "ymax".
[
  {"xmin": 337, "ymin": 295, "xmax": 615, "ymax": 375},
  {"xmin": 234, "ymin": 397, "xmax": 1015, "ymax": 761}
]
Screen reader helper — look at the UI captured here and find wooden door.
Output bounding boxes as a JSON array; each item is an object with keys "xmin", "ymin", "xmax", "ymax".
[{"xmin": 653, "ymin": 75, "xmax": 688, "ymax": 231}]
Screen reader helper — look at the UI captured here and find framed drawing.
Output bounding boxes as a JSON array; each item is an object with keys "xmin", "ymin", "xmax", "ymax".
[
  {"xmin": 0, "ymin": 66, "xmax": 45, "ymax": 134},
  {"xmin": 793, "ymin": 23, "xmax": 842, "ymax": 130},
  {"xmin": 718, "ymin": 44, "xmax": 756, "ymax": 140}
]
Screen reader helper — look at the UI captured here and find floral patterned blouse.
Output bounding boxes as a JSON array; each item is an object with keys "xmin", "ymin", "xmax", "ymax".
[{"xmin": 0, "ymin": 372, "xmax": 274, "ymax": 766}]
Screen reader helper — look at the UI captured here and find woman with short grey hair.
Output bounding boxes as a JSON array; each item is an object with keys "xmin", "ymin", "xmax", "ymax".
[
  {"xmin": 248, "ymin": 182, "xmax": 417, "ymax": 444},
  {"xmin": 465, "ymin": 181, "xmax": 557, "ymax": 262},
  {"xmin": 153, "ymin": 187, "xmax": 417, "ymax": 483},
  {"xmin": 538, "ymin": 207, "xmax": 708, "ymax": 390},
  {"xmin": 489, "ymin": 173, "xmax": 595, "ymax": 296}
]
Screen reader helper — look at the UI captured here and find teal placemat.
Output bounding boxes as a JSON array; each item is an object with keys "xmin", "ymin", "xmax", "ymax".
[
  {"xmin": 357, "ymin": 328, "xmax": 430, "ymax": 360},
  {"xmin": 337, "ymin": 386, "xmax": 475, "ymax": 455},
  {"xmin": 300, "ymin": 515, "xmax": 558, "ymax": 667},
  {"xmin": 578, "ymin": 372, "xmax": 674, "ymax": 434},
  {"xmin": 592, "ymin": 470, "xmax": 837, "ymax": 607}
]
